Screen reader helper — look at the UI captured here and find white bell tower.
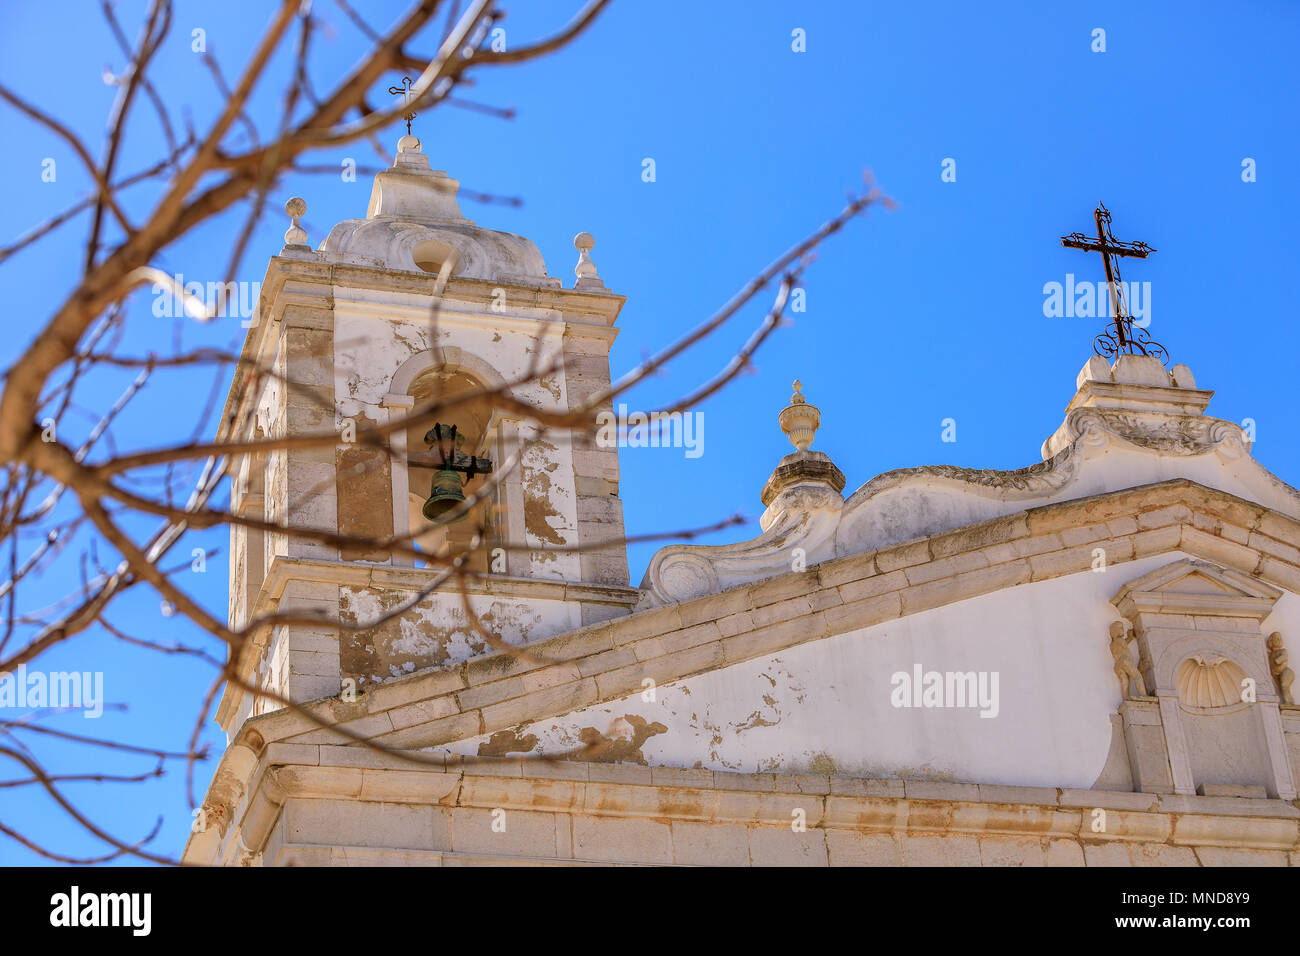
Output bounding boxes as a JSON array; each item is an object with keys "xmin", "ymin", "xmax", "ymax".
[{"xmin": 217, "ymin": 135, "xmax": 637, "ymax": 738}]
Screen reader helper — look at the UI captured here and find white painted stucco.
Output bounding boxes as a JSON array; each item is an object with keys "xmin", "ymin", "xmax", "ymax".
[{"xmin": 448, "ymin": 552, "xmax": 1300, "ymax": 789}]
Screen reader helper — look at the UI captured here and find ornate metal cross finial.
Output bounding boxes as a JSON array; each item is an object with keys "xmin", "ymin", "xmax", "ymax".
[
  {"xmin": 1061, "ymin": 202, "xmax": 1166, "ymax": 364},
  {"xmin": 387, "ymin": 75, "xmax": 417, "ymax": 135}
]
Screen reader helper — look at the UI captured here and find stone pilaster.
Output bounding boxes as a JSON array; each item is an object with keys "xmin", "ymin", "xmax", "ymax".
[{"xmin": 562, "ymin": 324, "xmax": 629, "ymax": 591}]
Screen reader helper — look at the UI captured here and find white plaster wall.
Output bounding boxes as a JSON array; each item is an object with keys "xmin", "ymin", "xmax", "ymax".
[{"xmin": 449, "ymin": 552, "xmax": 1300, "ymax": 789}]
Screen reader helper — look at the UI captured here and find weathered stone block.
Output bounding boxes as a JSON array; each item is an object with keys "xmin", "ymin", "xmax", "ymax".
[
  {"xmin": 825, "ymin": 829, "xmax": 903, "ymax": 866},
  {"xmin": 572, "ymin": 815, "xmax": 673, "ymax": 864},
  {"xmin": 671, "ymin": 821, "xmax": 751, "ymax": 865},
  {"xmin": 284, "ymin": 797, "xmax": 444, "ymax": 850},
  {"xmin": 748, "ymin": 826, "xmax": 828, "ymax": 866}
]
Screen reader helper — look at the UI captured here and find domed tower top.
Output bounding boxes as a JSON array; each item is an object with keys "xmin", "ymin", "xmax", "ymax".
[{"xmin": 317, "ymin": 134, "xmax": 552, "ymax": 286}]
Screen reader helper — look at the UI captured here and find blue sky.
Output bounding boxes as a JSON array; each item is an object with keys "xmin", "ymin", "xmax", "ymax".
[{"xmin": 1, "ymin": 0, "xmax": 1297, "ymax": 863}]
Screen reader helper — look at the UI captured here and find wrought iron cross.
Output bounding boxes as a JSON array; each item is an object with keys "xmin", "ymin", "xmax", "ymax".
[
  {"xmin": 387, "ymin": 75, "xmax": 417, "ymax": 135},
  {"xmin": 1061, "ymin": 203, "xmax": 1165, "ymax": 363}
]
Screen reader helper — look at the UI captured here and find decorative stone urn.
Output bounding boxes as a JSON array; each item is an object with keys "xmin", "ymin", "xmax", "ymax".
[{"xmin": 778, "ymin": 380, "xmax": 820, "ymax": 451}]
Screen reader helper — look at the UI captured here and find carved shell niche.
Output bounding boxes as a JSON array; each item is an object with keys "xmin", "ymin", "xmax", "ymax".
[{"xmin": 1175, "ymin": 655, "xmax": 1248, "ymax": 709}]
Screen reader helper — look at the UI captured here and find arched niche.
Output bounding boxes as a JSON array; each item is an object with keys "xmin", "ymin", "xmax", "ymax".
[
  {"xmin": 1170, "ymin": 649, "xmax": 1274, "ymax": 794},
  {"xmin": 383, "ymin": 348, "xmax": 522, "ymax": 570}
]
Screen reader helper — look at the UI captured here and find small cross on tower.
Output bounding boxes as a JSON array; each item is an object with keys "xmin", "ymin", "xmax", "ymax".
[
  {"xmin": 1061, "ymin": 203, "xmax": 1166, "ymax": 364},
  {"xmin": 387, "ymin": 75, "xmax": 417, "ymax": 135}
]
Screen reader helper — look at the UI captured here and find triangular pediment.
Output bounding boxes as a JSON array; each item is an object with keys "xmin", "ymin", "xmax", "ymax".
[
  {"xmin": 1161, "ymin": 571, "xmax": 1242, "ymax": 595},
  {"xmin": 1111, "ymin": 559, "xmax": 1282, "ymax": 621},
  {"xmin": 1114, "ymin": 558, "xmax": 1281, "ymax": 602}
]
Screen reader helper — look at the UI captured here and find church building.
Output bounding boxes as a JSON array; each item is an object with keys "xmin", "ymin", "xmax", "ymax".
[{"xmin": 183, "ymin": 135, "xmax": 1300, "ymax": 866}]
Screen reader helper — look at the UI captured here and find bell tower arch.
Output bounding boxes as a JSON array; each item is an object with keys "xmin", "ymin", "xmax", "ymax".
[{"xmin": 385, "ymin": 349, "xmax": 515, "ymax": 573}]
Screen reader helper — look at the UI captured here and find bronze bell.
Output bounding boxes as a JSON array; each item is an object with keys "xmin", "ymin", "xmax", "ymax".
[{"xmin": 422, "ymin": 468, "xmax": 466, "ymax": 522}]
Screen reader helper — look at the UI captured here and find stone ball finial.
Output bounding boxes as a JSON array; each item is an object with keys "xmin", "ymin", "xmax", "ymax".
[
  {"xmin": 283, "ymin": 197, "xmax": 308, "ymax": 247},
  {"xmin": 778, "ymin": 378, "xmax": 821, "ymax": 452},
  {"xmin": 397, "ymin": 133, "xmax": 422, "ymax": 153},
  {"xmin": 574, "ymin": 232, "xmax": 597, "ymax": 276},
  {"xmin": 573, "ymin": 232, "xmax": 604, "ymax": 289}
]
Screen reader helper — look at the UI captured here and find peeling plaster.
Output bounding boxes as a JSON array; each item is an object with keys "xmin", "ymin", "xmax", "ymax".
[
  {"xmin": 522, "ymin": 439, "xmax": 572, "ymax": 553},
  {"xmin": 478, "ymin": 729, "xmax": 539, "ymax": 756},
  {"xmin": 339, "ymin": 586, "xmax": 558, "ymax": 684},
  {"xmin": 570, "ymin": 715, "xmax": 667, "ymax": 764},
  {"xmin": 445, "ymin": 559, "xmax": 1265, "ymax": 787}
]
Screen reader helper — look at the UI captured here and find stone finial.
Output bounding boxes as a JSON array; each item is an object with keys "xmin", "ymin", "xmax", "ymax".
[
  {"xmin": 778, "ymin": 379, "xmax": 821, "ymax": 451},
  {"xmin": 283, "ymin": 197, "xmax": 308, "ymax": 247},
  {"xmin": 365, "ymin": 136, "xmax": 464, "ymax": 221},
  {"xmin": 761, "ymin": 378, "xmax": 844, "ymax": 509},
  {"xmin": 394, "ymin": 133, "xmax": 428, "ymax": 170},
  {"xmin": 573, "ymin": 232, "xmax": 606, "ymax": 291},
  {"xmin": 574, "ymin": 232, "xmax": 596, "ymax": 276}
]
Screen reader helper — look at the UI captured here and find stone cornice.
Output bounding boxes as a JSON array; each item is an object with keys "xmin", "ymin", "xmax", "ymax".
[
  {"xmin": 184, "ymin": 749, "xmax": 1300, "ymax": 864},
  {"xmin": 1065, "ymin": 380, "xmax": 1215, "ymax": 416},
  {"xmin": 760, "ymin": 452, "xmax": 846, "ymax": 508},
  {"xmin": 216, "ymin": 254, "xmax": 625, "ymax": 442},
  {"xmin": 259, "ymin": 556, "xmax": 642, "ymax": 610},
  {"xmin": 281, "ymin": 255, "xmax": 626, "ymax": 326},
  {"xmin": 214, "ymin": 555, "xmax": 642, "ymax": 726},
  {"xmin": 1118, "ymin": 590, "xmax": 1279, "ymax": 620}
]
